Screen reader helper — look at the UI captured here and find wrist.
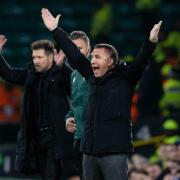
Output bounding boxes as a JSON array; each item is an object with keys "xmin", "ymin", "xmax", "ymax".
[
  {"xmin": 149, "ymin": 37, "xmax": 158, "ymax": 43},
  {"xmin": 49, "ymin": 25, "xmax": 57, "ymax": 31}
]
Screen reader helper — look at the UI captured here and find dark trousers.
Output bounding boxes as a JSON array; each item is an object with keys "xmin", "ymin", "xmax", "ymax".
[
  {"xmin": 73, "ymin": 139, "xmax": 82, "ymax": 176},
  {"xmin": 33, "ymin": 130, "xmax": 62, "ymax": 180},
  {"xmin": 83, "ymin": 153, "xmax": 128, "ymax": 180}
]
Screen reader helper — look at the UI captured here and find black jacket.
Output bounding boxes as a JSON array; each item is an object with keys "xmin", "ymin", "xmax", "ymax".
[
  {"xmin": 0, "ymin": 54, "xmax": 72, "ymax": 173},
  {"xmin": 52, "ymin": 27, "xmax": 156, "ymax": 154}
]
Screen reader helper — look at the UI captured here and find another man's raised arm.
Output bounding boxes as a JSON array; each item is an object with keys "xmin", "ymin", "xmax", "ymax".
[
  {"xmin": 41, "ymin": 8, "xmax": 92, "ymax": 80},
  {"xmin": 123, "ymin": 21, "xmax": 162, "ymax": 84},
  {"xmin": 0, "ymin": 35, "xmax": 27, "ymax": 85}
]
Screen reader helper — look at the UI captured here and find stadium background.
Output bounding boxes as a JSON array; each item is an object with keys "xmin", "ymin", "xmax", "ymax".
[{"xmin": 0, "ymin": 0, "xmax": 179, "ymax": 179}]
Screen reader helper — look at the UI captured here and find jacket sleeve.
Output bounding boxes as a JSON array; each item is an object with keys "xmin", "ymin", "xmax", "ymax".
[
  {"xmin": 61, "ymin": 61, "xmax": 73, "ymax": 80},
  {"xmin": 122, "ymin": 40, "xmax": 157, "ymax": 85},
  {"xmin": 64, "ymin": 109, "xmax": 74, "ymax": 122},
  {"xmin": 0, "ymin": 53, "xmax": 27, "ymax": 85},
  {"xmin": 52, "ymin": 28, "xmax": 92, "ymax": 80}
]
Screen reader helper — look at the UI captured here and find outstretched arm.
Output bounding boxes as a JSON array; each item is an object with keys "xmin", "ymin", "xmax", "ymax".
[
  {"xmin": 123, "ymin": 21, "xmax": 162, "ymax": 85},
  {"xmin": 0, "ymin": 35, "xmax": 27, "ymax": 85},
  {"xmin": 41, "ymin": 8, "xmax": 92, "ymax": 80}
]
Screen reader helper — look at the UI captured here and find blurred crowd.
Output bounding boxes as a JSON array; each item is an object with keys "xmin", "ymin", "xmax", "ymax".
[
  {"xmin": 129, "ymin": 142, "xmax": 180, "ymax": 180},
  {"xmin": 0, "ymin": 80, "xmax": 21, "ymax": 124},
  {"xmin": 128, "ymin": 117, "xmax": 180, "ymax": 180}
]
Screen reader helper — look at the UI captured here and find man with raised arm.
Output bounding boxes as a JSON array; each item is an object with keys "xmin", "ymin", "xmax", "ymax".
[
  {"xmin": 41, "ymin": 8, "xmax": 162, "ymax": 180},
  {"xmin": 0, "ymin": 36, "xmax": 72, "ymax": 179}
]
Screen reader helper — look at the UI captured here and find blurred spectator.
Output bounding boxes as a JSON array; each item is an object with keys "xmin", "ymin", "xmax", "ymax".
[
  {"xmin": 160, "ymin": 65, "xmax": 180, "ymax": 116},
  {"xmin": 162, "ymin": 31, "xmax": 180, "ymax": 52},
  {"xmin": 166, "ymin": 160, "xmax": 180, "ymax": 176},
  {"xmin": 131, "ymin": 90, "xmax": 139, "ymax": 122},
  {"xmin": 135, "ymin": 0, "xmax": 161, "ymax": 33},
  {"xmin": 161, "ymin": 31, "xmax": 180, "ymax": 80},
  {"xmin": 131, "ymin": 154, "xmax": 149, "ymax": 171},
  {"xmin": 90, "ymin": 0, "xmax": 113, "ymax": 43},
  {"xmin": 150, "ymin": 119, "xmax": 180, "ymax": 160},
  {"xmin": 162, "ymin": 119, "xmax": 180, "ymax": 140},
  {"xmin": 135, "ymin": 0, "xmax": 161, "ymax": 10},
  {"xmin": 156, "ymin": 139, "xmax": 180, "ymax": 179},
  {"xmin": 129, "ymin": 169, "xmax": 152, "ymax": 180},
  {"xmin": 145, "ymin": 162, "xmax": 162, "ymax": 180},
  {"xmin": 0, "ymin": 81, "xmax": 21, "ymax": 123}
]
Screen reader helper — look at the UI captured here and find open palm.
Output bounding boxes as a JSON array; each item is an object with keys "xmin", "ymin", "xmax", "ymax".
[
  {"xmin": 149, "ymin": 21, "xmax": 162, "ymax": 43},
  {"xmin": 41, "ymin": 8, "xmax": 60, "ymax": 31}
]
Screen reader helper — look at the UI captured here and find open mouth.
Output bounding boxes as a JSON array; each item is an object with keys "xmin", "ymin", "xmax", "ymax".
[
  {"xmin": 92, "ymin": 66, "xmax": 100, "ymax": 77},
  {"xmin": 92, "ymin": 66, "xmax": 100, "ymax": 71}
]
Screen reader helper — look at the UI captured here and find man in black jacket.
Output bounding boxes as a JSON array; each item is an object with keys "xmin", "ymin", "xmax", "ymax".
[
  {"xmin": 41, "ymin": 8, "xmax": 162, "ymax": 180},
  {"xmin": 0, "ymin": 36, "xmax": 72, "ymax": 179}
]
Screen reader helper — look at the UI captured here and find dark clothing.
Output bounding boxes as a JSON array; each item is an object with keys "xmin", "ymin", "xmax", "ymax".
[
  {"xmin": 138, "ymin": 60, "xmax": 163, "ymax": 118},
  {"xmin": 83, "ymin": 153, "xmax": 128, "ymax": 180},
  {"xmin": 33, "ymin": 130, "xmax": 62, "ymax": 180},
  {"xmin": 31, "ymin": 74, "xmax": 41, "ymax": 128},
  {"xmin": 73, "ymin": 139, "xmax": 81, "ymax": 153},
  {"xmin": 72, "ymin": 139, "xmax": 83, "ymax": 176},
  {"xmin": 52, "ymin": 27, "xmax": 156, "ymax": 155},
  {"xmin": 0, "ymin": 54, "xmax": 72, "ymax": 175},
  {"xmin": 30, "ymin": 72, "xmax": 51, "ymax": 128},
  {"xmin": 37, "ymin": 72, "xmax": 51, "ymax": 128},
  {"xmin": 31, "ymin": 70, "xmax": 54, "ymax": 128}
]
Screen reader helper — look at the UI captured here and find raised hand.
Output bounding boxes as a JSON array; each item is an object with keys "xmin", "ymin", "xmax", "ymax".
[
  {"xmin": 54, "ymin": 49, "xmax": 66, "ymax": 66},
  {"xmin": 41, "ymin": 8, "xmax": 60, "ymax": 31},
  {"xmin": 0, "ymin": 35, "xmax": 7, "ymax": 52},
  {"xmin": 149, "ymin": 21, "xmax": 162, "ymax": 43}
]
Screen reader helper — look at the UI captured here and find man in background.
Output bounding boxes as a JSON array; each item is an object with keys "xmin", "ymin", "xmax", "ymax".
[{"xmin": 65, "ymin": 31, "xmax": 91, "ymax": 177}]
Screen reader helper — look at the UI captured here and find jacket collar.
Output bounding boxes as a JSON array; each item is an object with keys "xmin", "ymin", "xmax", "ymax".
[{"xmin": 90, "ymin": 67, "xmax": 119, "ymax": 85}]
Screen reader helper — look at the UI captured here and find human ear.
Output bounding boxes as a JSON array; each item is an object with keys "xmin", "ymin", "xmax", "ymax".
[{"xmin": 107, "ymin": 58, "xmax": 114, "ymax": 67}]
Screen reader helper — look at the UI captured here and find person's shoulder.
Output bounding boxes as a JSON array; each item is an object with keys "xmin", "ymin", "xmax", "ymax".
[
  {"xmin": 71, "ymin": 69, "xmax": 78, "ymax": 77},
  {"xmin": 115, "ymin": 60, "xmax": 127, "ymax": 73}
]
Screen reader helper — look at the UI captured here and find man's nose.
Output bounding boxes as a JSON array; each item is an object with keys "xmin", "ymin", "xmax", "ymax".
[
  {"xmin": 91, "ymin": 57, "xmax": 95, "ymax": 64},
  {"xmin": 33, "ymin": 58, "xmax": 39, "ymax": 64}
]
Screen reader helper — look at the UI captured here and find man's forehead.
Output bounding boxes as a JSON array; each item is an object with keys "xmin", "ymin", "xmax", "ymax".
[
  {"xmin": 32, "ymin": 49, "xmax": 45, "ymax": 55},
  {"xmin": 72, "ymin": 39, "xmax": 86, "ymax": 46},
  {"xmin": 92, "ymin": 48, "xmax": 108, "ymax": 56}
]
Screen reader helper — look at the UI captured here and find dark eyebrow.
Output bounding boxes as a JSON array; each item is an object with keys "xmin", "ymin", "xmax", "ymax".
[{"xmin": 94, "ymin": 54, "xmax": 100, "ymax": 58}]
